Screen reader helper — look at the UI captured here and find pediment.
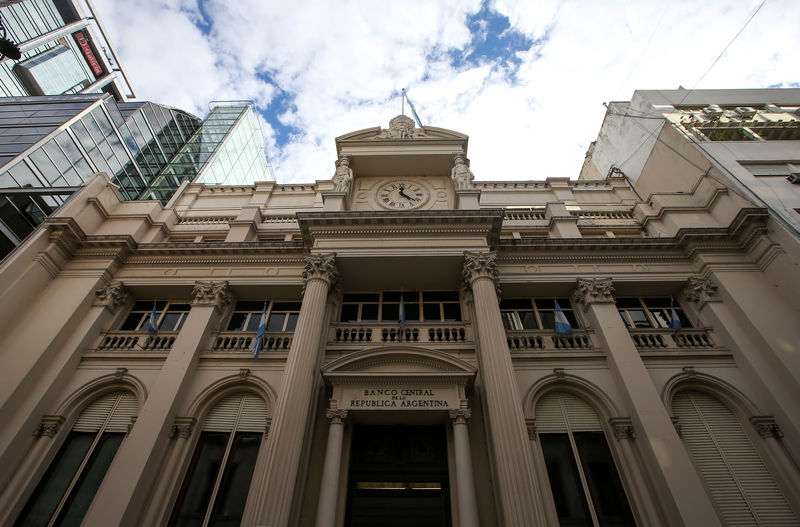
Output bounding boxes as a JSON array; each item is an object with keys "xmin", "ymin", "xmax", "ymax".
[{"xmin": 323, "ymin": 347, "xmax": 476, "ymax": 376}]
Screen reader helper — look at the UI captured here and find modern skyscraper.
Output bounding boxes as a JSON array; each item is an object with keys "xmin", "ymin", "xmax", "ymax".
[{"xmin": 0, "ymin": 0, "xmax": 134, "ymax": 100}]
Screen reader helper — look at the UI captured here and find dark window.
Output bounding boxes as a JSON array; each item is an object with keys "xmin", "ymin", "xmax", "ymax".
[
  {"xmin": 617, "ymin": 298, "xmax": 691, "ymax": 329},
  {"xmin": 500, "ymin": 298, "xmax": 578, "ymax": 330},
  {"xmin": 119, "ymin": 301, "xmax": 188, "ymax": 332},
  {"xmin": 339, "ymin": 291, "xmax": 460, "ymax": 323},
  {"xmin": 226, "ymin": 301, "xmax": 301, "ymax": 332}
]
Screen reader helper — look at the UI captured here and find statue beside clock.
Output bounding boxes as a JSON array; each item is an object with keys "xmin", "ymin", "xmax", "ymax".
[{"xmin": 376, "ymin": 180, "xmax": 430, "ymax": 210}]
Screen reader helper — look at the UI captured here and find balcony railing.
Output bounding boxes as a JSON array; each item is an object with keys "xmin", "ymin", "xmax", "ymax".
[
  {"xmin": 95, "ymin": 331, "xmax": 179, "ymax": 351},
  {"xmin": 210, "ymin": 331, "xmax": 292, "ymax": 352},
  {"xmin": 330, "ymin": 322, "xmax": 471, "ymax": 345},
  {"xmin": 627, "ymin": 328, "xmax": 715, "ymax": 350},
  {"xmin": 505, "ymin": 329, "xmax": 594, "ymax": 352}
]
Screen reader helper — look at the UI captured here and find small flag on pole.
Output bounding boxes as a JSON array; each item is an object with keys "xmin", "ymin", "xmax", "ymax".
[
  {"xmin": 554, "ymin": 300, "xmax": 574, "ymax": 335},
  {"xmin": 668, "ymin": 297, "xmax": 682, "ymax": 331},
  {"xmin": 253, "ymin": 301, "xmax": 267, "ymax": 360},
  {"xmin": 147, "ymin": 301, "xmax": 158, "ymax": 335},
  {"xmin": 399, "ymin": 289, "xmax": 406, "ymax": 328},
  {"xmin": 402, "ymin": 89, "xmax": 424, "ymax": 128}
]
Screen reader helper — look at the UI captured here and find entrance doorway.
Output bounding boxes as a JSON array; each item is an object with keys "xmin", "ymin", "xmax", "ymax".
[{"xmin": 345, "ymin": 425, "xmax": 451, "ymax": 527}]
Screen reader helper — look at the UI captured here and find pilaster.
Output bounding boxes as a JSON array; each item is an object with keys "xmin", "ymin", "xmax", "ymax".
[
  {"xmin": 461, "ymin": 251, "xmax": 547, "ymax": 526},
  {"xmin": 314, "ymin": 409, "xmax": 348, "ymax": 527},
  {"xmin": 573, "ymin": 277, "xmax": 721, "ymax": 527},
  {"xmin": 450, "ymin": 408, "xmax": 480, "ymax": 527}
]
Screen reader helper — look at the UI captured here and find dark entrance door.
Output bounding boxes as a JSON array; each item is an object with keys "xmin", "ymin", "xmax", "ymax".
[{"xmin": 345, "ymin": 425, "xmax": 451, "ymax": 527}]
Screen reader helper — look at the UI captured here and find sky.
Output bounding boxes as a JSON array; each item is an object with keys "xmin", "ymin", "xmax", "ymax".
[{"xmin": 94, "ymin": 0, "xmax": 799, "ymax": 184}]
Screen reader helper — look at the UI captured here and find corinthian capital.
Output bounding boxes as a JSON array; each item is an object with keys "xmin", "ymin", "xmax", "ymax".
[
  {"xmin": 192, "ymin": 280, "xmax": 233, "ymax": 308},
  {"xmin": 682, "ymin": 276, "xmax": 719, "ymax": 307},
  {"xmin": 573, "ymin": 278, "xmax": 615, "ymax": 306},
  {"xmin": 325, "ymin": 409, "xmax": 348, "ymax": 424},
  {"xmin": 302, "ymin": 253, "xmax": 339, "ymax": 290},
  {"xmin": 449, "ymin": 409, "xmax": 472, "ymax": 425},
  {"xmin": 462, "ymin": 251, "xmax": 500, "ymax": 296},
  {"xmin": 94, "ymin": 281, "xmax": 130, "ymax": 312}
]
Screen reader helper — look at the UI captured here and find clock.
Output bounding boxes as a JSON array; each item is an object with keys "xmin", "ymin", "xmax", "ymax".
[{"xmin": 376, "ymin": 180, "xmax": 429, "ymax": 210}]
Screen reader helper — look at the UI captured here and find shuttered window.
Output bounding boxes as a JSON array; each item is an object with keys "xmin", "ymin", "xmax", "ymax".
[
  {"xmin": 672, "ymin": 391, "xmax": 797, "ymax": 526},
  {"xmin": 169, "ymin": 393, "xmax": 267, "ymax": 527},
  {"xmin": 15, "ymin": 391, "xmax": 136, "ymax": 527},
  {"xmin": 536, "ymin": 392, "xmax": 636, "ymax": 527}
]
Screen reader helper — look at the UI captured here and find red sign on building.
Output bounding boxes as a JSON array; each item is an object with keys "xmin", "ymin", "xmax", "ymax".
[{"xmin": 73, "ymin": 31, "xmax": 104, "ymax": 77}]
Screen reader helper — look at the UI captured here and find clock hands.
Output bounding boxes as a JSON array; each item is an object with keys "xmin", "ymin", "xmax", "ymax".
[{"xmin": 398, "ymin": 184, "xmax": 418, "ymax": 201}]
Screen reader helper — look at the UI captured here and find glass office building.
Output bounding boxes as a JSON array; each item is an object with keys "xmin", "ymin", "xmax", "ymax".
[
  {"xmin": 0, "ymin": 93, "xmax": 200, "ymax": 258},
  {"xmin": 0, "ymin": 0, "xmax": 134, "ymax": 101}
]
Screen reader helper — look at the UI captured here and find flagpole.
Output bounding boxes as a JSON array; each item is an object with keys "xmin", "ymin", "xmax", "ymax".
[{"xmin": 401, "ymin": 88, "xmax": 405, "ymax": 116}]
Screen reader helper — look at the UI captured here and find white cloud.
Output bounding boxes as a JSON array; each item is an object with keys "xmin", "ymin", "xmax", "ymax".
[{"xmin": 93, "ymin": 0, "xmax": 800, "ymax": 184}]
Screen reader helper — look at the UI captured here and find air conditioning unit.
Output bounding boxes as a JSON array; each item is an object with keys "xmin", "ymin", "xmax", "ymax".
[
  {"xmin": 734, "ymin": 107, "xmax": 757, "ymax": 118},
  {"xmin": 787, "ymin": 173, "xmax": 800, "ymax": 184},
  {"xmin": 702, "ymin": 105, "xmax": 723, "ymax": 119}
]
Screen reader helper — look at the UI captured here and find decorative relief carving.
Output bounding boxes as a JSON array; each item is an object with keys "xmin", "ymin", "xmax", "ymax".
[
  {"xmin": 33, "ymin": 415, "xmax": 65, "ymax": 437},
  {"xmin": 169, "ymin": 417, "xmax": 196, "ymax": 439},
  {"xmin": 449, "ymin": 409, "xmax": 472, "ymax": 425},
  {"xmin": 239, "ymin": 368, "xmax": 250, "ymax": 380},
  {"xmin": 114, "ymin": 367, "xmax": 128, "ymax": 379},
  {"xmin": 94, "ymin": 281, "xmax": 130, "ymax": 312},
  {"xmin": 682, "ymin": 276, "xmax": 719, "ymax": 306},
  {"xmin": 462, "ymin": 251, "xmax": 501, "ymax": 297},
  {"xmin": 750, "ymin": 416, "xmax": 783, "ymax": 439},
  {"xmin": 302, "ymin": 253, "xmax": 339, "ymax": 291},
  {"xmin": 325, "ymin": 409, "xmax": 349, "ymax": 424},
  {"xmin": 671, "ymin": 416, "xmax": 683, "ymax": 438},
  {"xmin": 375, "ymin": 115, "xmax": 427, "ymax": 140},
  {"xmin": 609, "ymin": 417, "xmax": 636, "ymax": 440},
  {"xmin": 451, "ymin": 155, "xmax": 475, "ymax": 190},
  {"xmin": 191, "ymin": 280, "xmax": 232, "ymax": 307},
  {"xmin": 526, "ymin": 419, "xmax": 537, "ymax": 440},
  {"xmin": 573, "ymin": 277, "xmax": 615, "ymax": 306},
  {"xmin": 332, "ymin": 155, "xmax": 354, "ymax": 194}
]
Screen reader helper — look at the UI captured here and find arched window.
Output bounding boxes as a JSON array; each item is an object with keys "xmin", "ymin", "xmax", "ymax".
[
  {"xmin": 15, "ymin": 391, "xmax": 137, "ymax": 527},
  {"xmin": 535, "ymin": 391, "xmax": 636, "ymax": 527},
  {"xmin": 672, "ymin": 390, "xmax": 797, "ymax": 525},
  {"xmin": 169, "ymin": 392, "xmax": 267, "ymax": 527}
]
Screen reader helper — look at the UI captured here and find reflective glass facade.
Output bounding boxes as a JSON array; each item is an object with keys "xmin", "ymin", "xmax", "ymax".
[{"xmin": 13, "ymin": 44, "xmax": 91, "ymax": 95}]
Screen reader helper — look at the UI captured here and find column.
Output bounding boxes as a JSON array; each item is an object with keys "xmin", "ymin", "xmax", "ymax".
[
  {"xmin": 683, "ymin": 276, "xmax": 800, "ymax": 451},
  {"xmin": 83, "ymin": 281, "xmax": 232, "ymax": 527},
  {"xmin": 461, "ymin": 252, "xmax": 547, "ymax": 526},
  {"xmin": 450, "ymin": 409, "xmax": 480, "ymax": 527},
  {"xmin": 249, "ymin": 253, "xmax": 338, "ymax": 527},
  {"xmin": 573, "ymin": 278, "xmax": 721, "ymax": 527},
  {"xmin": 314, "ymin": 409, "xmax": 348, "ymax": 527}
]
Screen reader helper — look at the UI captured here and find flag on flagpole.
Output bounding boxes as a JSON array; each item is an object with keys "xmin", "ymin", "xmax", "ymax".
[
  {"xmin": 399, "ymin": 289, "xmax": 406, "ymax": 328},
  {"xmin": 253, "ymin": 301, "xmax": 267, "ymax": 360},
  {"xmin": 402, "ymin": 89, "xmax": 424, "ymax": 128},
  {"xmin": 147, "ymin": 301, "xmax": 158, "ymax": 335},
  {"xmin": 554, "ymin": 300, "xmax": 574, "ymax": 335},
  {"xmin": 668, "ymin": 297, "xmax": 682, "ymax": 331}
]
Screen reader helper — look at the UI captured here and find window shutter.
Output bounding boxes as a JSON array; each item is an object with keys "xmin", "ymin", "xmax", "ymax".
[
  {"xmin": 72, "ymin": 391, "xmax": 137, "ymax": 432},
  {"xmin": 673, "ymin": 391, "xmax": 797, "ymax": 526},
  {"xmin": 202, "ymin": 392, "xmax": 268, "ymax": 432},
  {"xmin": 536, "ymin": 392, "xmax": 602, "ymax": 433}
]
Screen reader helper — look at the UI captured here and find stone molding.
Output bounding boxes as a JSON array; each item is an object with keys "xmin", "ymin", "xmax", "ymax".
[
  {"xmin": 325, "ymin": 409, "xmax": 348, "ymax": 424},
  {"xmin": 609, "ymin": 417, "xmax": 636, "ymax": 440},
  {"xmin": 573, "ymin": 277, "xmax": 615, "ymax": 306},
  {"xmin": 94, "ymin": 281, "xmax": 130, "ymax": 312},
  {"xmin": 526, "ymin": 418, "xmax": 537, "ymax": 440},
  {"xmin": 682, "ymin": 276, "xmax": 720, "ymax": 307},
  {"xmin": 191, "ymin": 280, "xmax": 233, "ymax": 308},
  {"xmin": 33, "ymin": 415, "xmax": 65, "ymax": 437},
  {"xmin": 169, "ymin": 417, "xmax": 197, "ymax": 439},
  {"xmin": 449, "ymin": 409, "xmax": 472, "ymax": 425},
  {"xmin": 671, "ymin": 416, "xmax": 683, "ymax": 438},
  {"xmin": 750, "ymin": 415, "xmax": 783, "ymax": 439},
  {"xmin": 461, "ymin": 251, "xmax": 501, "ymax": 297},
  {"xmin": 302, "ymin": 253, "xmax": 339, "ymax": 293}
]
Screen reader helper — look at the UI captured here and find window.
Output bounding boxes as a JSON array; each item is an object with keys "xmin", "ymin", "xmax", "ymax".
[
  {"xmin": 616, "ymin": 298, "xmax": 691, "ymax": 329},
  {"xmin": 500, "ymin": 298, "xmax": 578, "ymax": 331},
  {"xmin": 169, "ymin": 393, "xmax": 267, "ymax": 526},
  {"xmin": 536, "ymin": 392, "xmax": 636, "ymax": 527},
  {"xmin": 119, "ymin": 301, "xmax": 191, "ymax": 332},
  {"xmin": 226, "ymin": 301, "xmax": 301, "ymax": 332},
  {"xmin": 15, "ymin": 391, "xmax": 136, "ymax": 526},
  {"xmin": 339, "ymin": 291, "xmax": 461, "ymax": 323},
  {"xmin": 672, "ymin": 391, "xmax": 797, "ymax": 525}
]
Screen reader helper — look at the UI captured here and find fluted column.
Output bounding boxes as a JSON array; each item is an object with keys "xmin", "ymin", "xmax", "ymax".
[
  {"xmin": 461, "ymin": 252, "xmax": 547, "ymax": 526},
  {"xmin": 450, "ymin": 409, "xmax": 480, "ymax": 527},
  {"xmin": 251, "ymin": 253, "xmax": 339, "ymax": 527},
  {"xmin": 314, "ymin": 409, "xmax": 348, "ymax": 527},
  {"xmin": 573, "ymin": 278, "xmax": 720, "ymax": 527},
  {"xmin": 84, "ymin": 281, "xmax": 232, "ymax": 527}
]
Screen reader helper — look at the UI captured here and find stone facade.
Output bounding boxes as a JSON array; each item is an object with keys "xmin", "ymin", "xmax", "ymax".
[{"xmin": 0, "ymin": 114, "xmax": 799, "ymax": 526}]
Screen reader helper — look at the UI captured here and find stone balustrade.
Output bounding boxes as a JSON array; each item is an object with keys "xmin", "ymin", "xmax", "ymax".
[
  {"xmin": 95, "ymin": 331, "xmax": 178, "ymax": 351},
  {"xmin": 330, "ymin": 322, "xmax": 471, "ymax": 345},
  {"xmin": 627, "ymin": 328, "xmax": 716, "ymax": 350},
  {"xmin": 505, "ymin": 329, "xmax": 594, "ymax": 351},
  {"xmin": 210, "ymin": 331, "xmax": 292, "ymax": 352}
]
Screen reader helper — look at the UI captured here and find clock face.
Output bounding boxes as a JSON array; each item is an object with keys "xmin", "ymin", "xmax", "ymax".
[{"xmin": 376, "ymin": 180, "xmax": 429, "ymax": 210}]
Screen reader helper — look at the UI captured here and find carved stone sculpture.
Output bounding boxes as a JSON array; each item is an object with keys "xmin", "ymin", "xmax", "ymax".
[
  {"xmin": 451, "ymin": 155, "xmax": 475, "ymax": 190},
  {"xmin": 332, "ymin": 155, "xmax": 353, "ymax": 193},
  {"xmin": 95, "ymin": 281, "xmax": 130, "ymax": 312},
  {"xmin": 573, "ymin": 277, "xmax": 615, "ymax": 306},
  {"xmin": 682, "ymin": 276, "xmax": 719, "ymax": 306},
  {"xmin": 302, "ymin": 253, "xmax": 339, "ymax": 292},
  {"xmin": 191, "ymin": 280, "xmax": 232, "ymax": 308},
  {"xmin": 462, "ymin": 251, "xmax": 501, "ymax": 298},
  {"xmin": 376, "ymin": 115, "xmax": 427, "ymax": 139}
]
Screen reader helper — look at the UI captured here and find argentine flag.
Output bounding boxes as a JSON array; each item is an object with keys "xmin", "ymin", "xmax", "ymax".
[
  {"xmin": 399, "ymin": 290, "xmax": 406, "ymax": 328},
  {"xmin": 668, "ymin": 297, "xmax": 682, "ymax": 331},
  {"xmin": 147, "ymin": 301, "xmax": 158, "ymax": 335},
  {"xmin": 554, "ymin": 300, "xmax": 574, "ymax": 335},
  {"xmin": 252, "ymin": 301, "xmax": 267, "ymax": 360}
]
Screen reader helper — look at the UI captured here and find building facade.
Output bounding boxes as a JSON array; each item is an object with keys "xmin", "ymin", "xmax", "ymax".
[
  {"xmin": 0, "ymin": 113, "xmax": 799, "ymax": 527},
  {"xmin": 0, "ymin": 0, "xmax": 134, "ymax": 101}
]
